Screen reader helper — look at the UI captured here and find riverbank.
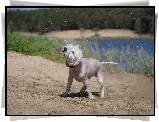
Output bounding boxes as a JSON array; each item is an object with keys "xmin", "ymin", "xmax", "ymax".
[
  {"xmin": 20, "ymin": 29, "xmax": 154, "ymax": 40},
  {"xmin": 44, "ymin": 29, "xmax": 154, "ymax": 40}
]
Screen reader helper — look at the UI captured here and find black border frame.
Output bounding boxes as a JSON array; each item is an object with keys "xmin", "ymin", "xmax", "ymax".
[{"xmin": 5, "ymin": 6, "xmax": 156, "ymax": 116}]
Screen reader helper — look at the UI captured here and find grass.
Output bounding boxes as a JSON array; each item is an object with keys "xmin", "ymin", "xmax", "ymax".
[
  {"xmin": 7, "ymin": 32, "xmax": 154, "ymax": 76},
  {"xmin": 7, "ymin": 31, "xmax": 67, "ymax": 63}
]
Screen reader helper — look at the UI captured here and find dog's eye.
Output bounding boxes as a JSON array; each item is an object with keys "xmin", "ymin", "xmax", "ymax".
[{"xmin": 71, "ymin": 51, "xmax": 74, "ymax": 54}]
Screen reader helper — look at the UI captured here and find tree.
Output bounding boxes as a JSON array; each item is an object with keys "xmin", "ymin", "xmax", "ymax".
[
  {"xmin": 20, "ymin": 22, "xmax": 28, "ymax": 32},
  {"xmin": 140, "ymin": 16, "xmax": 151, "ymax": 34},
  {"xmin": 8, "ymin": 20, "xmax": 14, "ymax": 33},
  {"xmin": 7, "ymin": 8, "xmax": 154, "ymax": 34},
  {"xmin": 149, "ymin": 17, "xmax": 154, "ymax": 34},
  {"xmin": 134, "ymin": 18, "xmax": 142, "ymax": 34}
]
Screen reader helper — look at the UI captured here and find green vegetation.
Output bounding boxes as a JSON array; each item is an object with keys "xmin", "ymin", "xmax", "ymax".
[
  {"xmin": 7, "ymin": 32, "xmax": 154, "ymax": 76},
  {"xmin": 7, "ymin": 31, "xmax": 66, "ymax": 63},
  {"xmin": 7, "ymin": 8, "xmax": 154, "ymax": 35}
]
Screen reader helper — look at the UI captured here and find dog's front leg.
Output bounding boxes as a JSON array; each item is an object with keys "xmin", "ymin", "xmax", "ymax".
[
  {"xmin": 83, "ymin": 78, "xmax": 95, "ymax": 99},
  {"xmin": 62, "ymin": 75, "xmax": 73, "ymax": 97},
  {"xmin": 80, "ymin": 84, "xmax": 86, "ymax": 93}
]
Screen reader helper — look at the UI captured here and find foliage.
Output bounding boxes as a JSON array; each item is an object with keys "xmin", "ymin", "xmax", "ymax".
[
  {"xmin": 7, "ymin": 8, "xmax": 154, "ymax": 34},
  {"xmin": 134, "ymin": 18, "xmax": 142, "ymax": 34}
]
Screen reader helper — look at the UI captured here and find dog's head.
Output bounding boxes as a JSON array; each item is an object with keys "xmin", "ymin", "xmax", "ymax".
[{"xmin": 61, "ymin": 44, "xmax": 83, "ymax": 67}]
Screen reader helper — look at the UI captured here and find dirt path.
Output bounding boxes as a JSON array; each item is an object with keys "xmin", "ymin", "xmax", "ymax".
[{"xmin": 7, "ymin": 51, "xmax": 154, "ymax": 115}]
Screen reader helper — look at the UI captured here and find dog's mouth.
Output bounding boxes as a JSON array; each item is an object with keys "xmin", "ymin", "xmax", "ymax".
[
  {"xmin": 63, "ymin": 53, "xmax": 68, "ymax": 57},
  {"xmin": 61, "ymin": 52, "xmax": 78, "ymax": 66},
  {"xmin": 61, "ymin": 48, "xmax": 70, "ymax": 58},
  {"xmin": 61, "ymin": 51, "xmax": 74, "ymax": 60},
  {"xmin": 62, "ymin": 53, "xmax": 71, "ymax": 59}
]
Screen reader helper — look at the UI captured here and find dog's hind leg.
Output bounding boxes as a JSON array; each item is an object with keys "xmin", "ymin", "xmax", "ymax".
[{"xmin": 97, "ymin": 71, "xmax": 104, "ymax": 98}]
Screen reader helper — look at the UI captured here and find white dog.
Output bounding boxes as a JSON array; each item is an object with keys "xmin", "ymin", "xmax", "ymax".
[{"xmin": 61, "ymin": 44, "xmax": 117, "ymax": 99}]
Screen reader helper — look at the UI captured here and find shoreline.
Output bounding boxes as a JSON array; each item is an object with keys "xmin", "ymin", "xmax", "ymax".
[
  {"xmin": 76, "ymin": 36, "xmax": 154, "ymax": 40},
  {"xmin": 20, "ymin": 29, "xmax": 154, "ymax": 40}
]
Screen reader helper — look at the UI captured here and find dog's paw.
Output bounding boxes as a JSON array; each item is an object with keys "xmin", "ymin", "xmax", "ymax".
[
  {"xmin": 100, "ymin": 93, "xmax": 104, "ymax": 98},
  {"xmin": 61, "ymin": 92, "xmax": 68, "ymax": 97},
  {"xmin": 100, "ymin": 95, "xmax": 104, "ymax": 98},
  {"xmin": 88, "ymin": 95, "xmax": 95, "ymax": 99}
]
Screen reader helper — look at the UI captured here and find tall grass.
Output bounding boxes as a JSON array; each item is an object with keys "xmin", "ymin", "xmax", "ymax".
[{"xmin": 103, "ymin": 44, "xmax": 154, "ymax": 76}]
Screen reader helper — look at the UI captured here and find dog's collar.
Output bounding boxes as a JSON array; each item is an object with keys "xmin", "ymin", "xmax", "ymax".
[{"xmin": 66, "ymin": 61, "xmax": 81, "ymax": 68}]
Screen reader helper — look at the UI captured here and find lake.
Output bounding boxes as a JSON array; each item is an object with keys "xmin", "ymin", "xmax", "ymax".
[{"xmin": 89, "ymin": 39, "xmax": 154, "ymax": 59}]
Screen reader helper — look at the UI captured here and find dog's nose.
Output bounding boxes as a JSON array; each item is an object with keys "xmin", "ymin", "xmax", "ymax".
[{"xmin": 63, "ymin": 47, "xmax": 67, "ymax": 52}]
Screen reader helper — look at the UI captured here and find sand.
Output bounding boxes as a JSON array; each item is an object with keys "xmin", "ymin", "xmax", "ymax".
[{"xmin": 7, "ymin": 51, "xmax": 154, "ymax": 115}]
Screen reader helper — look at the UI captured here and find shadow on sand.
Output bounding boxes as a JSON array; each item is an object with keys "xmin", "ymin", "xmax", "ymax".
[{"xmin": 59, "ymin": 92, "xmax": 100, "ymax": 98}]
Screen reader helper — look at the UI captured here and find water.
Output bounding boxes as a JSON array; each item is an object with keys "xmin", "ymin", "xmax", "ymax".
[{"xmin": 89, "ymin": 39, "xmax": 154, "ymax": 60}]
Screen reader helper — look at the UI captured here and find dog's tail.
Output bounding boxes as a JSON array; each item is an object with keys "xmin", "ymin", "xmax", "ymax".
[{"xmin": 100, "ymin": 62, "xmax": 118, "ymax": 65}]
